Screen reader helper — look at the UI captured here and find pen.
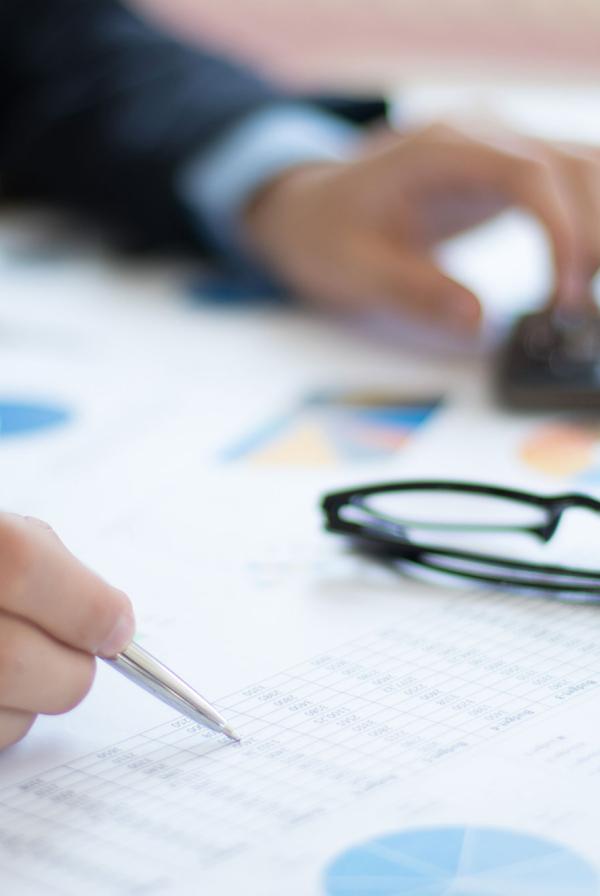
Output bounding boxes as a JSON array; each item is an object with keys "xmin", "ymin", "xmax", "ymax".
[{"xmin": 104, "ymin": 641, "xmax": 240, "ymax": 743}]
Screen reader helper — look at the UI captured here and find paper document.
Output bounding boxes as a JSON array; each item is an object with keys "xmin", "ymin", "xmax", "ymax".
[
  {"xmin": 3, "ymin": 590, "xmax": 600, "ymax": 894},
  {"xmin": 2, "ymin": 177, "xmax": 600, "ymax": 895}
]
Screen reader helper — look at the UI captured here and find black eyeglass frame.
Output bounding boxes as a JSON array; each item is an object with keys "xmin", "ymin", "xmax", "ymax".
[{"xmin": 321, "ymin": 480, "xmax": 600, "ymax": 597}]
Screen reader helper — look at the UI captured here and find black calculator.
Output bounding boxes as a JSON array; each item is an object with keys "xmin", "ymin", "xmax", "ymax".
[{"xmin": 497, "ymin": 309, "xmax": 600, "ymax": 410}]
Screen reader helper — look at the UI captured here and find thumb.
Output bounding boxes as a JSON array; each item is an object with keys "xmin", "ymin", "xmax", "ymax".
[{"xmin": 374, "ymin": 244, "xmax": 482, "ymax": 332}]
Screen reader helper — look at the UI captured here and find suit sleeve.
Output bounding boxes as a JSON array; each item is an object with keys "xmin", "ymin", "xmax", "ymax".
[{"xmin": 0, "ymin": 0, "xmax": 285, "ymax": 253}]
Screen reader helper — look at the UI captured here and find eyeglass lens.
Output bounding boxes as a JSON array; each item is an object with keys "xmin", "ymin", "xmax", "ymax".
[{"xmin": 352, "ymin": 488, "xmax": 548, "ymax": 531}]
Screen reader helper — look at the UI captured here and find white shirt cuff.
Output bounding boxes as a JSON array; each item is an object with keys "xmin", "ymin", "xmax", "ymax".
[{"xmin": 176, "ymin": 104, "xmax": 358, "ymax": 285}]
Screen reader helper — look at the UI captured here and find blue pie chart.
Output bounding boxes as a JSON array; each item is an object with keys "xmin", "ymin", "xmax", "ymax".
[
  {"xmin": 323, "ymin": 827, "xmax": 599, "ymax": 895},
  {"xmin": 0, "ymin": 401, "xmax": 70, "ymax": 438}
]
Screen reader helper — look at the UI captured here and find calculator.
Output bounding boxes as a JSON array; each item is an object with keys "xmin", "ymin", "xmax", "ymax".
[{"xmin": 496, "ymin": 309, "xmax": 600, "ymax": 410}]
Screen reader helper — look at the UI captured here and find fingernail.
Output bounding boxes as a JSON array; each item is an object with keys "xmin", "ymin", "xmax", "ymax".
[{"xmin": 99, "ymin": 611, "xmax": 136, "ymax": 658}]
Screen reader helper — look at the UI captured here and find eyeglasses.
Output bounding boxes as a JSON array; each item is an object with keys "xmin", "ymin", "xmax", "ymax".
[{"xmin": 321, "ymin": 480, "xmax": 600, "ymax": 601}]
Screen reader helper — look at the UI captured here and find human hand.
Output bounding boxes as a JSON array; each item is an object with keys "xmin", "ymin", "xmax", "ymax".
[
  {"xmin": 0, "ymin": 514, "xmax": 135, "ymax": 749},
  {"xmin": 244, "ymin": 122, "xmax": 599, "ymax": 333}
]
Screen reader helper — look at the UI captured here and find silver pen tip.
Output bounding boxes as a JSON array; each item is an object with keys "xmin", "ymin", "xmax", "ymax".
[{"xmin": 221, "ymin": 724, "xmax": 241, "ymax": 743}]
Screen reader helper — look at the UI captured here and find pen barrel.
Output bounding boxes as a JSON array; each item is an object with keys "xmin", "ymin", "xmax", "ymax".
[{"xmin": 104, "ymin": 641, "xmax": 229, "ymax": 735}]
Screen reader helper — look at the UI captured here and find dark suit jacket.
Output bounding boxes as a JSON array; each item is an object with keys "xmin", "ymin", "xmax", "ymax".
[{"xmin": 0, "ymin": 0, "xmax": 385, "ymax": 255}]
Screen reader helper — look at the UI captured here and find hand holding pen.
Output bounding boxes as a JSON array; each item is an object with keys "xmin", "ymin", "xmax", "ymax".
[{"xmin": 0, "ymin": 514, "xmax": 238, "ymax": 751}]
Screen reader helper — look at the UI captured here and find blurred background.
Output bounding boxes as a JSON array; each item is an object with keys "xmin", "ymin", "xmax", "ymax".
[
  {"xmin": 4, "ymin": 0, "xmax": 600, "ymax": 334},
  {"xmin": 135, "ymin": 0, "xmax": 600, "ymax": 89},
  {"xmin": 131, "ymin": 0, "xmax": 600, "ymax": 329}
]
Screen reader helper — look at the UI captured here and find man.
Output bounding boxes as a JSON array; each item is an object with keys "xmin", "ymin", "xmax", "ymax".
[
  {"xmin": 1, "ymin": 0, "xmax": 599, "ymax": 749},
  {"xmin": 3, "ymin": 0, "xmax": 599, "ymax": 325}
]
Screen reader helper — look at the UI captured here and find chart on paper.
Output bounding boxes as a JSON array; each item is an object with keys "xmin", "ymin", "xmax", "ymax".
[
  {"xmin": 323, "ymin": 827, "xmax": 599, "ymax": 895},
  {"xmin": 0, "ymin": 400, "xmax": 70, "ymax": 438},
  {"xmin": 2, "ymin": 591, "xmax": 600, "ymax": 895},
  {"xmin": 223, "ymin": 391, "xmax": 441, "ymax": 466}
]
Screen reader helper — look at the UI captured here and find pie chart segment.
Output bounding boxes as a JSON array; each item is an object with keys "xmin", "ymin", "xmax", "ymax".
[
  {"xmin": 323, "ymin": 827, "xmax": 599, "ymax": 896},
  {"xmin": 0, "ymin": 401, "xmax": 70, "ymax": 438}
]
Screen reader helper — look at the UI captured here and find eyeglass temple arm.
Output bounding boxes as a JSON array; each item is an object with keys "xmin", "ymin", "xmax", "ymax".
[
  {"xmin": 540, "ymin": 492, "xmax": 600, "ymax": 539},
  {"xmin": 551, "ymin": 492, "xmax": 600, "ymax": 511}
]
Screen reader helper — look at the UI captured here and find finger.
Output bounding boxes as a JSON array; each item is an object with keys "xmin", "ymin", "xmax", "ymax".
[
  {"xmin": 372, "ymin": 240, "xmax": 481, "ymax": 332},
  {"xmin": 552, "ymin": 143, "xmax": 600, "ymax": 274},
  {"xmin": 447, "ymin": 141, "xmax": 582, "ymax": 308},
  {"xmin": 0, "ymin": 707, "xmax": 36, "ymax": 751},
  {"xmin": 0, "ymin": 514, "xmax": 135, "ymax": 658},
  {"xmin": 372, "ymin": 128, "xmax": 584, "ymax": 308},
  {"xmin": 459, "ymin": 141, "xmax": 583, "ymax": 309},
  {"xmin": 0, "ymin": 610, "xmax": 96, "ymax": 714}
]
